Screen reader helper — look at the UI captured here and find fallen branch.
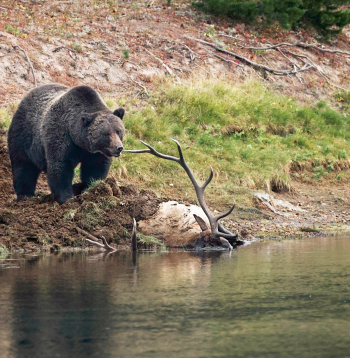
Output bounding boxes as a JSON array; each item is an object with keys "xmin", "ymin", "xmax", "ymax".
[
  {"xmin": 122, "ymin": 60, "xmax": 141, "ymax": 69},
  {"xmin": 124, "ymin": 71, "xmax": 149, "ymax": 96},
  {"xmin": 102, "ymin": 56, "xmax": 121, "ymax": 63},
  {"xmin": 195, "ymin": 38, "xmax": 313, "ymax": 75},
  {"xmin": 53, "ymin": 46, "xmax": 77, "ymax": 60},
  {"xmin": 241, "ymin": 40, "xmax": 350, "ymax": 57},
  {"xmin": 282, "ymin": 48, "xmax": 349, "ymax": 91},
  {"xmin": 254, "ymin": 193, "xmax": 284, "ymax": 216},
  {"xmin": 242, "ymin": 41, "xmax": 302, "ymax": 51},
  {"xmin": 212, "ymin": 52, "xmax": 244, "ymax": 68},
  {"xmin": 76, "ymin": 227, "xmax": 117, "ymax": 252},
  {"xmin": 218, "ymin": 34, "xmax": 245, "ymax": 42},
  {"xmin": 14, "ymin": 45, "xmax": 37, "ymax": 87},
  {"xmin": 297, "ymin": 42, "xmax": 350, "ymax": 57},
  {"xmin": 145, "ymin": 49, "xmax": 181, "ymax": 82},
  {"xmin": 184, "ymin": 44, "xmax": 196, "ymax": 61}
]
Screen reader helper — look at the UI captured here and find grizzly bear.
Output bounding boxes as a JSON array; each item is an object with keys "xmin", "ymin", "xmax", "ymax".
[{"xmin": 8, "ymin": 84, "xmax": 125, "ymax": 204}]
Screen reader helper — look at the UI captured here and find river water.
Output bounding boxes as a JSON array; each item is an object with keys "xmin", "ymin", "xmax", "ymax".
[{"xmin": 0, "ymin": 236, "xmax": 349, "ymax": 358}]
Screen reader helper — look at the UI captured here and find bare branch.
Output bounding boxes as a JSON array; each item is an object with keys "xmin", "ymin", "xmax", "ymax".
[
  {"xmin": 76, "ymin": 227, "xmax": 117, "ymax": 251},
  {"xmin": 145, "ymin": 49, "xmax": 181, "ymax": 82},
  {"xmin": 53, "ymin": 46, "xmax": 77, "ymax": 60},
  {"xmin": 212, "ymin": 52, "xmax": 244, "ymax": 68},
  {"xmin": 195, "ymin": 38, "xmax": 313, "ymax": 75},
  {"xmin": 53, "ymin": 45, "xmax": 77, "ymax": 53},
  {"xmin": 184, "ymin": 44, "xmax": 196, "ymax": 61},
  {"xmin": 102, "ymin": 56, "xmax": 122, "ymax": 63},
  {"xmin": 14, "ymin": 45, "xmax": 37, "ymax": 87},
  {"xmin": 124, "ymin": 72, "xmax": 149, "ymax": 96},
  {"xmin": 218, "ymin": 34, "xmax": 245, "ymax": 42},
  {"xmin": 282, "ymin": 48, "xmax": 349, "ymax": 91},
  {"xmin": 298, "ymin": 42, "xmax": 350, "ymax": 56},
  {"xmin": 242, "ymin": 41, "xmax": 302, "ymax": 51},
  {"xmin": 241, "ymin": 40, "xmax": 350, "ymax": 57},
  {"xmin": 219, "ymin": 36, "xmax": 349, "ymax": 89}
]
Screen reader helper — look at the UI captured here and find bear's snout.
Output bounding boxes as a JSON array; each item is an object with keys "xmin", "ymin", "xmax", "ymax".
[
  {"xmin": 109, "ymin": 132, "xmax": 123, "ymax": 156},
  {"xmin": 99, "ymin": 131, "xmax": 123, "ymax": 157},
  {"xmin": 112, "ymin": 145, "xmax": 123, "ymax": 157}
]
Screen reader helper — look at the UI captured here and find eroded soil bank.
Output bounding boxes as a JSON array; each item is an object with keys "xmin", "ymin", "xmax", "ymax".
[
  {"xmin": 0, "ymin": 130, "xmax": 164, "ymax": 251},
  {"xmin": 0, "ymin": 130, "xmax": 350, "ymax": 252}
]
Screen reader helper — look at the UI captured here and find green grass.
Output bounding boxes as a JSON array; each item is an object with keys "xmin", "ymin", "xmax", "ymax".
[
  {"xmin": 109, "ymin": 79, "xmax": 350, "ymax": 202},
  {"xmin": 136, "ymin": 233, "xmax": 167, "ymax": 251},
  {"xmin": 0, "ymin": 244, "xmax": 9, "ymax": 257},
  {"xmin": 0, "ymin": 106, "xmax": 13, "ymax": 130}
]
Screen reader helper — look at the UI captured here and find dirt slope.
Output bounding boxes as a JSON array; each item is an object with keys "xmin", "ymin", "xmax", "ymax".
[{"xmin": 1, "ymin": 0, "xmax": 350, "ymax": 106}]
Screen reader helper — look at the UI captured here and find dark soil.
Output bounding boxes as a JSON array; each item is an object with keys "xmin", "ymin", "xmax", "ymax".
[{"xmin": 0, "ymin": 130, "xmax": 162, "ymax": 251}]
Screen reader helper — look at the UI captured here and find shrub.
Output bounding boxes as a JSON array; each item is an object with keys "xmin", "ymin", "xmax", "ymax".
[{"xmin": 193, "ymin": 0, "xmax": 350, "ymax": 35}]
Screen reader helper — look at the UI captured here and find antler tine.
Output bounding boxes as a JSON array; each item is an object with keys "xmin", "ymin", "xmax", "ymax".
[
  {"xmin": 201, "ymin": 165, "xmax": 213, "ymax": 190},
  {"xmin": 139, "ymin": 140, "xmax": 157, "ymax": 153},
  {"xmin": 125, "ymin": 140, "xmax": 180, "ymax": 162},
  {"xmin": 218, "ymin": 223, "xmax": 236, "ymax": 236},
  {"xmin": 214, "ymin": 199, "xmax": 236, "ymax": 221},
  {"xmin": 170, "ymin": 138, "xmax": 184, "ymax": 163},
  {"xmin": 132, "ymin": 218, "xmax": 138, "ymax": 252}
]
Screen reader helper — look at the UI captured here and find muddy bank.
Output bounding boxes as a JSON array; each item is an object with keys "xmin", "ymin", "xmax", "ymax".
[{"xmin": 0, "ymin": 130, "xmax": 163, "ymax": 251}]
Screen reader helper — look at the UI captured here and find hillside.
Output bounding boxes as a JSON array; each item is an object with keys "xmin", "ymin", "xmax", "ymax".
[{"xmin": 1, "ymin": 0, "xmax": 350, "ymax": 105}]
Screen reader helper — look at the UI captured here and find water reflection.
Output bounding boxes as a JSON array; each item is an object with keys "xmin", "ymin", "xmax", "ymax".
[{"xmin": 0, "ymin": 237, "xmax": 349, "ymax": 358}]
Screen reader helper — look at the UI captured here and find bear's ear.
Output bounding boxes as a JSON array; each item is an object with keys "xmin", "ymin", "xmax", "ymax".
[
  {"xmin": 81, "ymin": 113, "xmax": 95, "ymax": 127},
  {"xmin": 113, "ymin": 108, "xmax": 125, "ymax": 120}
]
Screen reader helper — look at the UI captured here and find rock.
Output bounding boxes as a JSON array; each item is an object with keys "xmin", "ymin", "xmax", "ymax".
[{"xmin": 138, "ymin": 201, "xmax": 211, "ymax": 247}]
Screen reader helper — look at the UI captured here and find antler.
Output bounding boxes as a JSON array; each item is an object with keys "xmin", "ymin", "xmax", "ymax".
[{"xmin": 124, "ymin": 139, "xmax": 237, "ymax": 245}]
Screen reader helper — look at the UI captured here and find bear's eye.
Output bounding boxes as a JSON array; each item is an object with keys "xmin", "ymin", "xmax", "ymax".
[{"xmin": 116, "ymin": 130, "xmax": 121, "ymax": 138}]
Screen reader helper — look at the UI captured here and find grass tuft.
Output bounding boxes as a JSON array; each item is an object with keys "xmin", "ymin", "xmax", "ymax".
[
  {"xmin": 136, "ymin": 233, "xmax": 167, "ymax": 251},
  {"xmin": 0, "ymin": 107, "xmax": 14, "ymax": 131}
]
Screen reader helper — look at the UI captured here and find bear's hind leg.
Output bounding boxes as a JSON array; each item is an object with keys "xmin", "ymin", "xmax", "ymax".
[{"xmin": 12, "ymin": 161, "xmax": 41, "ymax": 201}]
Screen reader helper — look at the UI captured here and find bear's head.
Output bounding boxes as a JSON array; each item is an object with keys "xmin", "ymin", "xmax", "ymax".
[{"xmin": 74, "ymin": 108, "xmax": 125, "ymax": 157}]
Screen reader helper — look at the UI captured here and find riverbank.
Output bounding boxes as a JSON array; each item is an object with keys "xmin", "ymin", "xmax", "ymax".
[{"xmin": 0, "ymin": 124, "xmax": 349, "ymax": 253}]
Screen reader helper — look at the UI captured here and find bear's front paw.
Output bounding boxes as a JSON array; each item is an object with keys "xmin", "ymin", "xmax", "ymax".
[
  {"xmin": 72, "ymin": 182, "xmax": 87, "ymax": 196},
  {"xmin": 54, "ymin": 192, "xmax": 74, "ymax": 205}
]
